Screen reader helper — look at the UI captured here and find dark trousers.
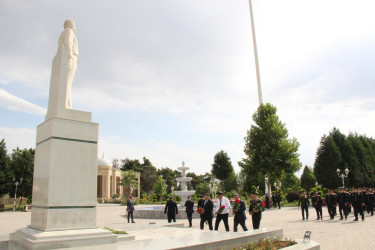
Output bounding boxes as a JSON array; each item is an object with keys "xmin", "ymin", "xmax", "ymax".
[
  {"xmin": 127, "ymin": 210, "xmax": 134, "ymax": 222},
  {"xmin": 251, "ymin": 214, "xmax": 261, "ymax": 229},
  {"xmin": 327, "ymin": 205, "xmax": 335, "ymax": 219},
  {"xmin": 277, "ymin": 201, "xmax": 281, "ymax": 209},
  {"xmin": 233, "ymin": 219, "xmax": 248, "ymax": 232},
  {"xmin": 187, "ymin": 212, "xmax": 193, "ymax": 227},
  {"xmin": 339, "ymin": 204, "xmax": 348, "ymax": 219},
  {"xmin": 272, "ymin": 200, "xmax": 277, "ymax": 208},
  {"xmin": 315, "ymin": 206, "xmax": 322, "ymax": 219},
  {"xmin": 168, "ymin": 214, "xmax": 176, "ymax": 223},
  {"xmin": 215, "ymin": 213, "xmax": 229, "ymax": 231},
  {"xmin": 266, "ymin": 201, "xmax": 270, "ymax": 209},
  {"xmin": 200, "ymin": 216, "xmax": 213, "ymax": 230},
  {"xmin": 354, "ymin": 206, "xmax": 364, "ymax": 220},
  {"xmin": 301, "ymin": 206, "xmax": 308, "ymax": 219}
]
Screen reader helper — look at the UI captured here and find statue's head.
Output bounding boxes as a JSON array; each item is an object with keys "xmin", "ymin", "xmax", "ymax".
[{"xmin": 64, "ymin": 20, "xmax": 76, "ymax": 33}]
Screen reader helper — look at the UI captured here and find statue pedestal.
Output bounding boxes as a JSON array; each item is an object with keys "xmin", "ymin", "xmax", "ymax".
[{"xmin": 9, "ymin": 112, "xmax": 118, "ymax": 249}]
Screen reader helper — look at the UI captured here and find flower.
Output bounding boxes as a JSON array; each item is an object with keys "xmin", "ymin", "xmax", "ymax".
[
  {"xmin": 261, "ymin": 201, "xmax": 266, "ymax": 207},
  {"xmin": 218, "ymin": 205, "xmax": 225, "ymax": 214}
]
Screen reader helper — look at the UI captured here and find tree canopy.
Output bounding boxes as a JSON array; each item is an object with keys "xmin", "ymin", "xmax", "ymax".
[
  {"xmin": 0, "ymin": 139, "xmax": 11, "ymax": 197},
  {"xmin": 211, "ymin": 150, "xmax": 236, "ymax": 191},
  {"xmin": 300, "ymin": 166, "xmax": 317, "ymax": 191},
  {"xmin": 239, "ymin": 103, "xmax": 301, "ymax": 190}
]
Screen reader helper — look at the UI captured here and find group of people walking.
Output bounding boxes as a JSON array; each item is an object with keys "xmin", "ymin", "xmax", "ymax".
[
  {"xmin": 298, "ymin": 188, "xmax": 375, "ymax": 221},
  {"xmin": 163, "ymin": 191, "xmax": 265, "ymax": 232}
]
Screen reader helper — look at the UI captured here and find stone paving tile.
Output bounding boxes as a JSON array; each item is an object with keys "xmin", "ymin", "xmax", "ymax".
[{"xmin": 1, "ymin": 204, "xmax": 375, "ymax": 249}]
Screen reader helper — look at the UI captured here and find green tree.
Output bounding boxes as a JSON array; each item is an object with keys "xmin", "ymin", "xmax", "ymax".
[
  {"xmin": 121, "ymin": 158, "xmax": 142, "ymax": 172},
  {"xmin": 158, "ymin": 167, "xmax": 180, "ymax": 193},
  {"xmin": 300, "ymin": 166, "xmax": 317, "ymax": 191},
  {"xmin": 239, "ymin": 103, "xmax": 301, "ymax": 192},
  {"xmin": 139, "ymin": 157, "xmax": 158, "ymax": 194},
  {"xmin": 211, "ymin": 150, "xmax": 235, "ymax": 190},
  {"xmin": 195, "ymin": 182, "xmax": 210, "ymax": 196},
  {"xmin": 9, "ymin": 147, "xmax": 35, "ymax": 205},
  {"xmin": 120, "ymin": 170, "xmax": 139, "ymax": 198},
  {"xmin": 186, "ymin": 172, "xmax": 205, "ymax": 190},
  {"xmin": 153, "ymin": 176, "xmax": 167, "ymax": 201},
  {"xmin": 314, "ymin": 136, "xmax": 342, "ymax": 188},
  {"xmin": 0, "ymin": 139, "xmax": 11, "ymax": 197},
  {"xmin": 280, "ymin": 172, "xmax": 300, "ymax": 191}
]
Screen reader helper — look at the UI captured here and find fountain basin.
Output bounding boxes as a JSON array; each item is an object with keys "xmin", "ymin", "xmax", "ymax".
[{"xmin": 173, "ymin": 191, "xmax": 196, "ymax": 206}]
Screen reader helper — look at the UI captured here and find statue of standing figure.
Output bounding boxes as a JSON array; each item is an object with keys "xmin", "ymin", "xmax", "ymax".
[
  {"xmin": 58, "ymin": 20, "xmax": 79, "ymax": 109},
  {"xmin": 46, "ymin": 20, "xmax": 79, "ymax": 119}
]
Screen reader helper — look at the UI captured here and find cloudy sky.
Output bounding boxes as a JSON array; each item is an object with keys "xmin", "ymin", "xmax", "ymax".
[{"xmin": 1, "ymin": 0, "xmax": 374, "ymax": 176}]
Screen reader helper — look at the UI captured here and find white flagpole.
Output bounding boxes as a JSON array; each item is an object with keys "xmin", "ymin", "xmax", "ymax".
[{"xmin": 248, "ymin": 0, "xmax": 263, "ymax": 105}]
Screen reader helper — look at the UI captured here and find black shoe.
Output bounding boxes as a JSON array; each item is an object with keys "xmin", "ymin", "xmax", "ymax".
[
  {"xmin": 132, "ymin": 221, "xmax": 136, "ymax": 223},
  {"xmin": 321, "ymin": 218, "xmax": 323, "ymax": 220},
  {"xmin": 340, "ymin": 218, "xmax": 343, "ymax": 220},
  {"xmin": 316, "ymin": 218, "xmax": 319, "ymax": 220},
  {"xmin": 353, "ymin": 219, "xmax": 358, "ymax": 221},
  {"xmin": 302, "ymin": 218, "xmax": 305, "ymax": 220}
]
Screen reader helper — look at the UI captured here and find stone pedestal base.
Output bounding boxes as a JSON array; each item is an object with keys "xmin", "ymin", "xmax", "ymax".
[{"xmin": 9, "ymin": 227, "xmax": 117, "ymax": 250}]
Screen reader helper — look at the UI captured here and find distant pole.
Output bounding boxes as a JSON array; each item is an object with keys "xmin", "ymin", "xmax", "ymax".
[{"xmin": 248, "ymin": 0, "xmax": 263, "ymax": 105}]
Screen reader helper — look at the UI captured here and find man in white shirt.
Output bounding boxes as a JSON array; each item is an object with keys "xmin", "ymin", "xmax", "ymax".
[{"xmin": 214, "ymin": 191, "xmax": 231, "ymax": 231}]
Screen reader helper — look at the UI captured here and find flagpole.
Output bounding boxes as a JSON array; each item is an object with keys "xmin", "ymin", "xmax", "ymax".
[{"xmin": 248, "ymin": 0, "xmax": 263, "ymax": 105}]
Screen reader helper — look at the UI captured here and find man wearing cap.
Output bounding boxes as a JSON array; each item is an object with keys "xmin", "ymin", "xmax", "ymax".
[
  {"xmin": 184, "ymin": 196, "xmax": 194, "ymax": 227},
  {"xmin": 233, "ymin": 194, "xmax": 248, "ymax": 232},
  {"xmin": 214, "ymin": 191, "xmax": 231, "ymax": 231},
  {"xmin": 200, "ymin": 193, "xmax": 214, "ymax": 230},
  {"xmin": 164, "ymin": 196, "xmax": 178, "ymax": 223}
]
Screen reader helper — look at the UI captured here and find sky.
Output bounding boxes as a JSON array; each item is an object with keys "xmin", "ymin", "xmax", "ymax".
[{"xmin": 1, "ymin": 0, "xmax": 374, "ymax": 177}]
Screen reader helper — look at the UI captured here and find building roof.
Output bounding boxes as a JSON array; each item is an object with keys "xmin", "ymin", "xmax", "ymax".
[{"xmin": 98, "ymin": 157, "xmax": 112, "ymax": 167}]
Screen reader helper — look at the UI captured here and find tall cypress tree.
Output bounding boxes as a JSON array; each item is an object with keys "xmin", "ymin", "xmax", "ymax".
[{"xmin": 314, "ymin": 135, "xmax": 342, "ymax": 188}]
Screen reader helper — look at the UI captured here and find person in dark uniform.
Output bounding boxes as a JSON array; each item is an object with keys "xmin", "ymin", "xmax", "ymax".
[
  {"xmin": 249, "ymin": 193, "xmax": 264, "ymax": 229},
  {"xmin": 366, "ymin": 189, "xmax": 375, "ymax": 216},
  {"xmin": 164, "ymin": 196, "xmax": 178, "ymax": 223},
  {"xmin": 272, "ymin": 193, "xmax": 277, "ymax": 208},
  {"xmin": 312, "ymin": 192, "xmax": 323, "ymax": 220},
  {"xmin": 350, "ymin": 188, "xmax": 365, "ymax": 221},
  {"xmin": 275, "ymin": 193, "xmax": 281, "ymax": 209},
  {"xmin": 326, "ymin": 190, "xmax": 336, "ymax": 220},
  {"xmin": 198, "ymin": 195, "xmax": 205, "ymax": 220},
  {"xmin": 200, "ymin": 193, "xmax": 213, "ymax": 230},
  {"xmin": 298, "ymin": 192, "xmax": 310, "ymax": 220},
  {"xmin": 184, "ymin": 196, "xmax": 194, "ymax": 227},
  {"xmin": 126, "ymin": 196, "xmax": 136, "ymax": 223},
  {"xmin": 338, "ymin": 188, "xmax": 349, "ymax": 220},
  {"xmin": 233, "ymin": 194, "xmax": 248, "ymax": 232},
  {"xmin": 265, "ymin": 193, "xmax": 270, "ymax": 209}
]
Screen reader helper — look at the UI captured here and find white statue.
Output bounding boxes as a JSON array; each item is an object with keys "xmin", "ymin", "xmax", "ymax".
[
  {"xmin": 58, "ymin": 20, "xmax": 79, "ymax": 109},
  {"xmin": 46, "ymin": 20, "xmax": 79, "ymax": 119}
]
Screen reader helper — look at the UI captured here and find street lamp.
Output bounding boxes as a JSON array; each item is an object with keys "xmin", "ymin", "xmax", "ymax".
[
  {"xmin": 13, "ymin": 177, "xmax": 23, "ymax": 211},
  {"xmin": 336, "ymin": 168, "xmax": 349, "ymax": 188}
]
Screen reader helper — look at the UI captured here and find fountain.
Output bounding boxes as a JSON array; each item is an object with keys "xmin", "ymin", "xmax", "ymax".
[{"xmin": 173, "ymin": 161, "xmax": 195, "ymax": 206}]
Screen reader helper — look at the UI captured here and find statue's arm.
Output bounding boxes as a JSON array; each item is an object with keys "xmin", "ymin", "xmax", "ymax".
[{"xmin": 63, "ymin": 29, "xmax": 74, "ymax": 59}]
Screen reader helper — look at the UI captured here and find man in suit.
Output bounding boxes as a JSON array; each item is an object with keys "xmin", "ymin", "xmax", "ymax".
[
  {"xmin": 265, "ymin": 193, "xmax": 270, "ymax": 209},
  {"xmin": 276, "ymin": 193, "xmax": 281, "ymax": 209},
  {"xmin": 272, "ymin": 193, "xmax": 277, "ymax": 208},
  {"xmin": 197, "ymin": 195, "xmax": 205, "ymax": 220},
  {"xmin": 164, "ymin": 196, "xmax": 178, "ymax": 223},
  {"xmin": 249, "ymin": 193, "xmax": 264, "ymax": 229},
  {"xmin": 233, "ymin": 194, "xmax": 248, "ymax": 232},
  {"xmin": 298, "ymin": 192, "xmax": 310, "ymax": 220},
  {"xmin": 126, "ymin": 196, "xmax": 135, "ymax": 223},
  {"xmin": 200, "ymin": 193, "xmax": 213, "ymax": 230},
  {"xmin": 184, "ymin": 196, "xmax": 195, "ymax": 227}
]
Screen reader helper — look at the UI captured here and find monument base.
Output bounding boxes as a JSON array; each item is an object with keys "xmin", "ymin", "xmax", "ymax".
[{"xmin": 8, "ymin": 227, "xmax": 118, "ymax": 250}]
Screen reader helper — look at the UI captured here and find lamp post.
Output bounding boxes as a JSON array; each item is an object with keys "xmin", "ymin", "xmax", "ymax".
[
  {"xmin": 13, "ymin": 177, "xmax": 23, "ymax": 211},
  {"xmin": 336, "ymin": 168, "xmax": 349, "ymax": 188}
]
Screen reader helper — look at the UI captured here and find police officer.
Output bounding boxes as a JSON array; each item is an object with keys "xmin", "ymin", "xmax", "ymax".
[
  {"xmin": 326, "ymin": 190, "xmax": 336, "ymax": 220},
  {"xmin": 350, "ymin": 188, "xmax": 365, "ymax": 221},
  {"xmin": 338, "ymin": 188, "xmax": 349, "ymax": 220},
  {"xmin": 298, "ymin": 192, "xmax": 310, "ymax": 220},
  {"xmin": 312, "ymin": 191, "xmax": 323, "ymax": 220}
]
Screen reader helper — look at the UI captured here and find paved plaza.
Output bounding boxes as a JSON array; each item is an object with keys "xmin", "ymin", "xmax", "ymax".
[{"xmin": 1, "ymin": 204, "xmax": 375, "ymax": 249}]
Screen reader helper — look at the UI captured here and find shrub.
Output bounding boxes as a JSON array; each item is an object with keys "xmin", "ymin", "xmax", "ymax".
[{"xmin": 285, "ymin": 191, "xmax": 300, "ymax": 203}]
